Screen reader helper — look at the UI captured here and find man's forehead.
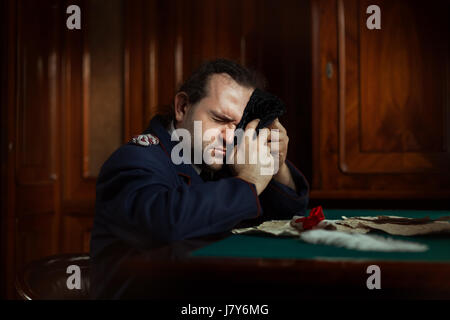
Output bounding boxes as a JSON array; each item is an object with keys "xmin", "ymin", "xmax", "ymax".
[
  {"xmin": 207, "ymin": 74, "xmax": 253, "ymax": 120},
  {"xmin": 215, "ymin": 104, "xmax": 242, "ymax": 121}
]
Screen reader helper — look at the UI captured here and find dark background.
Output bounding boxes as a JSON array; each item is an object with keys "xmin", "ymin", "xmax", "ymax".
[{"xmin": 1, "ymin": 0, "xmax": 449, "ymax": 299}]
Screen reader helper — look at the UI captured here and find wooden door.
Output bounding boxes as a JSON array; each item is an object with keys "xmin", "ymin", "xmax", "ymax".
[{"xmin": 14, "ymin": 0, "xmax": 63, "ymax": 281}]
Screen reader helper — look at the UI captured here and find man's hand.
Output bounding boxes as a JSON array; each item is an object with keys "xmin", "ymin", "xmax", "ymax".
[
  {"xmin": 230, "ymin": 119, "xmax": 274, "ymax": 195},
  {"xmin": 267, "ymin": 118, "xmax": 297, "ymax": 192}
]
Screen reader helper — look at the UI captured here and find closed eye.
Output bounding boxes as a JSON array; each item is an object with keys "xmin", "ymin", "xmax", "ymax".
[
  {"xmin": 210, "ymin": 111, "xmax": 235, "ymax": 124},
  {"xmin": 212, "ymin": 117, "xmax": 229, "ymax": 123}
]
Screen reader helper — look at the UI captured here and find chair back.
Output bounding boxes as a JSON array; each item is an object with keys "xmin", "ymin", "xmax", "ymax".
[{"xmin": 16, "ymin": 253, "xmax": 90, "ymax": 300}]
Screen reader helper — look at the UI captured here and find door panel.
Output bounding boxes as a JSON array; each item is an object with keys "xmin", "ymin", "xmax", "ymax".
[
  {"xmin": 312, "ymin": 0, "xmax": 450, "ymax": 198},
  {"xmin": 339, "ymin": 0, "xmax": 450, "ymax": 174}
]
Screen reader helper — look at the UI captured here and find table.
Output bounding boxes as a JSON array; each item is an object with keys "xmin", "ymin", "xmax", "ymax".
[{"xmin": 92, "ymin": 209, "xmax": 450, "ymax": 299}]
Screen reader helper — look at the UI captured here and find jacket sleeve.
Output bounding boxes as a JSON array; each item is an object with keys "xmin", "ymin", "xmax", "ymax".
[
  {"xmin": 258, "ymin": 160, "xmax": 309, "ymax": 219},
  {"xmin": 95, "ymin": 148, "xmax": 261, "ymax": 248}
]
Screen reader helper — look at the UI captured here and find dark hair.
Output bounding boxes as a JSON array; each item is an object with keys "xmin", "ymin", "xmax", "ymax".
[{"xmin": 177, "ymin": 59, "xmax": 266, "ymax": 106}]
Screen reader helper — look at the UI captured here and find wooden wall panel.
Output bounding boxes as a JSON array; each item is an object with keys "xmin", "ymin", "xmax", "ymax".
[
  {"xmin": 256, "ymin": 0, "xmax": 312, "ymax": 182},
  {"xmin": 1, "ymin": 0, "xmax": 18, "ymax": 300},
  {"xmin": 215, "ymin": 0, "xmax": 242, "ymax": 61},
  {"xmin": 138, "ymin": 0, "xmax": 258, "ymax": 121},
  {"xmin": 311, "ymin": 0, "xmax": 450, "ymax": 199},
  {"xmin": 13, "ymin": 0, "xmax": 63, "ymax": 296},
  {"xmin": 311, "ymin": 0, "xmax": 340, "ymax": 192},
  {"xmin": 15, "ymin": 215, "xmax": 59, "ymax": 271},
  {"xmin": 62, "ymin": 0, "xmax": 96, "ymax": 209},
  {"xmin": 359, "ymin": 0, "xmax": 447, "ymax": 154},
  {"xmin": 124, "ymin": 0, "xmax": 146, "ymax": 138},
  {"xmin": 84, "ymin": 0, "xmax": 124, "ymax": 178},
  {"xmin": 16, "ymin": 185, "xmax": 55, "ymax": 215},
  {"xmin": 62, "ymin": 215, "xmax": 93, "ymax": 253},
  {"xmin": 339, "ymin": 0, "xmax": 450, "ymax": 174},
  {"xmin": 152, "ymin": 0, "xmax": 178, "ymax": 116},
  {"xmin": 61, "ymin": 0, "xmax": 124, "ymax": 255},
  {"xmin": 16, "ymin": 0, "xmax": 60, "ymax": 185}
]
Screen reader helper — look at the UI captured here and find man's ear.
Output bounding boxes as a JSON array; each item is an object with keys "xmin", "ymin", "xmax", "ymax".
[{"xmin": 174, "ymin": 92, "xmax": 191, "ymax": 123}]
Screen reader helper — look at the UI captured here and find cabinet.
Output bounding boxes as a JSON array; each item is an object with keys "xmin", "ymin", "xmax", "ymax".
[{"xmin": 311, "ymin": 0, "xmax": 450, "ymax": 199}]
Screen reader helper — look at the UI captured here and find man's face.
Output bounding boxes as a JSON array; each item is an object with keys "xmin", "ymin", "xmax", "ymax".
[{"xmin": 176, "ymin": 73, "xmax": 253, "ymax": 171}]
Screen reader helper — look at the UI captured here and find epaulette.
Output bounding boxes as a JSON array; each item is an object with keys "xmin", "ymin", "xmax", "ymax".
[{"xmin": 129, "ymin": 133, "xmax": 159, "ymax": 147}]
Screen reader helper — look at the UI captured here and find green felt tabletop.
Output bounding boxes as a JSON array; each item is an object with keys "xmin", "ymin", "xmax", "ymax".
[{"xmin": 191, "ymin": 209, "xmax": 450, "ymax": 262}]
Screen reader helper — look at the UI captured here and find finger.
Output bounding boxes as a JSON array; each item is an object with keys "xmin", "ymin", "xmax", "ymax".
[
  {"xmin": 259, "ymin": 144, "xmax": 273, "ymax": 160},
  {"xmin": 276, "ymin": 119, "xmax": 287, "ymax": 134},
  {"xmin": 268, "ymin": 119, "xmax": 286, "ymax": 135},
  {"xmin": 272, "ymin": 125, "xmax": 289, "ymax": 142},
  {"xmin": 262, "ymin": 155, "xmax": 274, "ymax": 168},
  {"xmin": 267, "ymin": 142, "xmax": 280, "ymax": 153},
  {"xmin": 268, "ymin": 130, "xmax": 281, "ymax": 142},
  {"xmin": 245, "ymin": 118, "xmax": 260, "ymax": 131},
  {"xmin": 258, "ymin": 127, "xmax": 271, "ymax": 142}
]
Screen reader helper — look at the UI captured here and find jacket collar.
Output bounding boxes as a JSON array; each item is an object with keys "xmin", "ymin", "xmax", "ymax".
[{"xmin": 144, "ymin": 115, "xmax": 203, "ymax": 185}]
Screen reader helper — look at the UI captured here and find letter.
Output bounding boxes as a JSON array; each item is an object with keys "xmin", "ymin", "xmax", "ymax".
[
  {"xmin": 225, "ymin": 305, "xmax": 234, "ymax": 317},
  {"xmin": 249, "ymin": 305, "xmax": 260, "ymax": 314},
  {"xmin": 236, "ymin": 128, "xmax": 257, "ymax": 165},
  {"xmin": 258, "ymin": 129, "xmax": 271, "ymax": 166},
  {"xmin": 66, "ymin": 5, "xmax": 81, "ymax": 30},
  {"xmin": 193, "ymin": 120, "xmax": 203, "ymax": 164},
  {"xmin": 259, "ymin": 129, "xmax": 278, "ymax": 176},
  {"xmin": 66, "ymin": 265, "xmax": 81, "ymax": 290},
  {"xmin": 203, "ymin": 128, "xmax": 223, "ymax": 165},
  {"xmin": 224, "ymin": 305, "xmax": 230, "ymax": 317},
  {"xmin": 261, "ymin": 305, "xmax": 269, "ymax": 315},
  {"xmin": 366, "ymin": 264, "xmax": 381, "ymax": 289},
  {"xmin": 226, "ymin": 128, "xmax": 243, "ymax": 165},
  {"xmin": 208, "ymin": 307, "xmax": 215, "ymax": 318},
  {"xmin": 181, "ymin": 307, "xmax": 187, "ymax": 315},
  {"xmin": 366, "ymin": 5, "xmax": 381, "ymax": 30},
  {"xmin": 190, "ymin": 305, "xmax": 197, "ymax": 315},
  {"xmin": 242, "ymin": 305, "xmax": 248, "ymax": 314},
  {"xmin": 270, "ymin": 129, "xmax": 280, "ymax": 175},
  {"xmin": 171, "ymin": 128, "xmax": 191, "ymax": 165}
]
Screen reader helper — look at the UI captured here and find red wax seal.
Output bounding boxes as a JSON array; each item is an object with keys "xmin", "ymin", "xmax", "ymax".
[{"xmin": 294, "ymin": 206, "xmax": 325, "ymax": 230}]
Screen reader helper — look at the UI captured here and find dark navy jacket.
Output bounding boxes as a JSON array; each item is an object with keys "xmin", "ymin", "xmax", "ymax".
[{"xmin": 90, "ymin": 115, "xmax": 309, "ymax": 258}]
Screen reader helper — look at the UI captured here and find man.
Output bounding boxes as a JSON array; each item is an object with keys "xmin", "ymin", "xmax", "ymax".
[{"xmin": 90, "ymin": 59, "xmax": 309, "ymax": 258}]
